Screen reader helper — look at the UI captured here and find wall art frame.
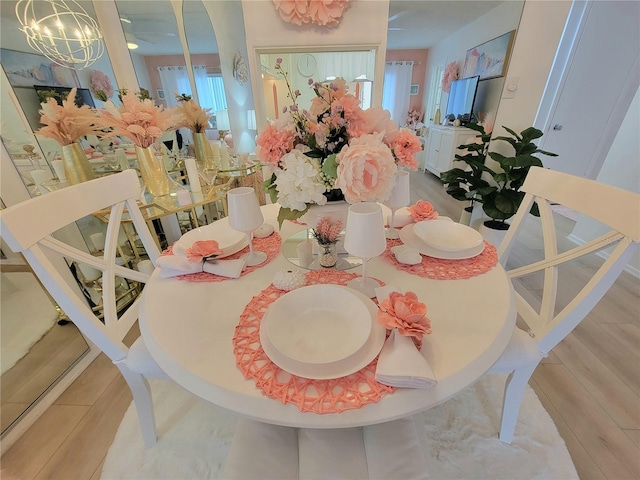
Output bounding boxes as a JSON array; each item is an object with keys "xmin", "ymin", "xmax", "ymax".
[
  {"xmin": 0, "ymin": 48, "xmax": 80, "ymax": 88},
  {"xmin": 462, "ymin": 30, "xmax": 516, "ymax": 80}
]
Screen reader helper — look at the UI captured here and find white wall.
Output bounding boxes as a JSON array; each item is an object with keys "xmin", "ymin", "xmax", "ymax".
[{"xmin": 570, "ymin": 87, "xmax": 640, "ymax": 274}]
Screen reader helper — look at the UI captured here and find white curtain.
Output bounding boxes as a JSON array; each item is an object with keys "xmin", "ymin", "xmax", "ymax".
[
  {"xmin": 157, "ymin": 66, "xmax": 192, "ymax": 107},
  {"xmin": 382, "ymin": 61, "xmax": 414, "ymax": 126}
]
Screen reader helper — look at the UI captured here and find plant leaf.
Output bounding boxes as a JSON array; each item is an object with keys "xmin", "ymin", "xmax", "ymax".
[
  {"xmin": 321, "ymin": 153, "xmax": 338, "ymax": 179},
  {"xmin": 277, "ymin": 206, "xmax": 308, "ymax": 228}
]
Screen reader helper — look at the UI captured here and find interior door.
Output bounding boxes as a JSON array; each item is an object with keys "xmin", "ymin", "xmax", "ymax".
[{"xmin": 536, "ymin": 0, "xmax": 640, "ymax": 179}]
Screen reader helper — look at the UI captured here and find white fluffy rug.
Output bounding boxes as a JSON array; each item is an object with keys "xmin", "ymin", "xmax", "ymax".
[
  {"xmin": 101, "ymin": 375, "xmax": 578, "ymax": 479},
  {"xmin": 1, "ymin": 272, "xmax": 59, "ymax": 375}
]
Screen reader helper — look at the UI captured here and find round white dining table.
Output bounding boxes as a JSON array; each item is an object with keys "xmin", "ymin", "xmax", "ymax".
[{"xmin": 139, "ymin": 203, "xmax": 516, "ymax": 429}]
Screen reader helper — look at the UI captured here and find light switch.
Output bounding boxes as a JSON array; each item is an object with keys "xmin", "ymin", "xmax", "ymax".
[{"xmin": 502, "ymin": 76, "xmax": 520, "ymax": 99}]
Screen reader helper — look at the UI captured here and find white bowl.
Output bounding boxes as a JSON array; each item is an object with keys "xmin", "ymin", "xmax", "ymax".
[
  {"xmin": 413, "ymin": 219, "xmax": 483, "ymax": 252},
  {"xmin": 172, "ymin": 217, "xmax": 247, "ymax": 258},
  {"xmin": 266, "ymin": 285, "xmax": 372, "ymax": 365}
]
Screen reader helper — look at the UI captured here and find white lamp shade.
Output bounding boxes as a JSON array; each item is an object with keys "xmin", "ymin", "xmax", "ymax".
[
  {"xmin": 215, "ymin": 110, "xmax": 230, "ymax": 131},
  {"xmin": 344, "ymin": 202, "xmax": 386, "ymax": 258},
  {"xmin": 227, "ymin": 187, "xmax": 264, "ymax": 232},
  {"xmin": 386, "ymin": 171, "xmax": 411, "ymax": 209}
]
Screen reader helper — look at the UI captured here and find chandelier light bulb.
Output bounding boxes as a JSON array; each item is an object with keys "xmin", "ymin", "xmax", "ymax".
[{"xmin": 15, "ymin": 0, "xmax": 105, "ymax": 70}]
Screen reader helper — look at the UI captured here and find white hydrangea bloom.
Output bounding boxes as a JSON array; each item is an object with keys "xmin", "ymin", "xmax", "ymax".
[{"xmin": 274, "ymin": 150, "xmax": 328, "ymax": 211}]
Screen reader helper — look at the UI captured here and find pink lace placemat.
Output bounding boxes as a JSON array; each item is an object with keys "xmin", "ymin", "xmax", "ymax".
[
  {"xmin": 233, "ymin": 269, "xmax": 394, "ymax": 414},
  {"xmin": 383, "ymin": 238, "xmax": 498, "ymax": 280},
  {"xmin": 160, "ymin": 233, "xmax": 282, "ymax": 282}
]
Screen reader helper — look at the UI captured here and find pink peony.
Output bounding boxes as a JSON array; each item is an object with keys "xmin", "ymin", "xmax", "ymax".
[
  {"xmin": 273, "ymin": 0, "xmax": 310, "ymax": 25},
  {"xmin": 185, "ymin": 240, "xmax": 222, "ymax": 263},
  {"xmin": 335, "ymin": 132, "xmax": 397, "ymax": 203},
  {"xmin": 333, "ymin": 95, "xmax": 368, "ymax": 138},
  {"xmin": 364, "ymin": 107, "xmax": 397, "ymax": 136},
  {"xmin": 308, "ymin": 0, "xmax": 350, "ymax": 27},
  {"xmin": 387, "ymin": 128, "xmax": 422, "ymax": 170},
  {"xmin": 408, "ymin": 200, "xmax": 438, "ymax": 221},
  {"xmin": 378, "ymin": 291, "xmax": 431, "ymax": 341},
  {"xmin": 256, "ymin": 123, "xmax": 296, "ymax": 166}
]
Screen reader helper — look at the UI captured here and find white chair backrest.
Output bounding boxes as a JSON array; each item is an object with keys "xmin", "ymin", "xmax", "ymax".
[
  {"xmin": 0, "ymin": 170, "xmax": 162, "ymax": 362},
  {"xmin": 498, "ymin": 167, "xmax": 639, "ymax": 354}
]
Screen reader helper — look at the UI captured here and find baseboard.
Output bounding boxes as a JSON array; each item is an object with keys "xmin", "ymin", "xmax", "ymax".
[
  {"xmin": 0, "ymin": 347, "xmax": 100, "ymax": 454},
  {"xmin": 567, "ymin": 234, "xmax": 640, "ymax": 279}
]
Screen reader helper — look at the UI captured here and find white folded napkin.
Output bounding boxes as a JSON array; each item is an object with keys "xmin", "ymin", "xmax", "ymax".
[
  {"xmin": 387, "ymin": 211, "xmax": 413, "ymax": 228},
  {"xmin": 391, "ymin": 245, "xmax": 422, "ymax": 265},
  {"xmin": 374, "ymin": 286, "xmax": 437, "ymax": 389},
  {"xmin": 156, "ymin": 255, "xmax": 246, "ymax": 279}
]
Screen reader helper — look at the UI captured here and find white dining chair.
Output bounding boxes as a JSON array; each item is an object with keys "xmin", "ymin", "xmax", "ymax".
[
  {"xmin": 488, "ymin": 166, "xmax": 639, "ymax": 444},
  {"xmin": 0, "ymin": 169, "xmax": 170, "ymax": 447}
]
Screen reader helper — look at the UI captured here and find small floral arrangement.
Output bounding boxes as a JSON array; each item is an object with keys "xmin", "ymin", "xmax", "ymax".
[
  {"xmin": 442, "ymin": 61, "xmax": 459, "ymax": 94},
  {"xmin": 36, "ymin": 87, "xmax": 104, "ymax": 146},
  {"xmin": 98, "ymin": 92, "xmax": 177, "ymax": 148},
  {"xmin": 377, "ymin": 291, "xmax": 431, "ymax": 348},
  {"xmin": 257, "ymin": 59, "xmax": 422, "ymax": 226},
  {"xmin": 273, "ymin": 0, "xmax": 350, "ymax": 27},
  {"xmin": 408, "ymin": 200, "xmax": 438, "ymax": 222},
  {"xmin": 174, "ymin": 95, "xmax": 212, "ymax": 133},
  {"xmin": 405, "ymin": 110, "xmax": 423, "ymax": 131},
  {"xmin": 185, "ymin": 240, "xmax": 222, "ymax": 264},
  {"xmin": 311, "ymin": 217, "xmax": 343, "ymax": 245},
  {"xmin": 89, "ymin": 70, "xmax": 114, "ymax": 102}
]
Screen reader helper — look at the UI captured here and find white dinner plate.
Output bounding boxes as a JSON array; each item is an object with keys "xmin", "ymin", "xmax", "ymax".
[
  {"xmin": 266, "ymin": 285, "xmax": 372, "ymax": 365},
  {"xmin": 399, "ymin": 223, "xmax": 485, "ymax": 260},
  {"xmin": 172, "ymin": 217, "xmax": 247, "ymax": 259},
  {"xmin": 413, "ymin": 219, "xmax": 483, "ymax": 252},
  {"xmin": 260, "ymin": 288, "xmax": 386, "ymax": 379}
]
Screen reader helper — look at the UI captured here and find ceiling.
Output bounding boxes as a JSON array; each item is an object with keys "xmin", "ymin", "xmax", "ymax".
[{"xmin": 2, "ymin": 0, "xmax": 506, "ymax": 57}]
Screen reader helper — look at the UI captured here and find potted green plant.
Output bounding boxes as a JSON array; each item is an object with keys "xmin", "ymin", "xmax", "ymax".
[{"xmin": 441, "ymin": 124, "xmax": 557, "ymax": 231}]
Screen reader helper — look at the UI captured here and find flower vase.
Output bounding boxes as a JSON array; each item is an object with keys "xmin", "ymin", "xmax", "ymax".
[
  {"xmin": 192, "ymin": 132, "xmax": 217, "ymax": 169},
  {"xmin": 62, "ymin": 143, "xmax": 96, "ymax": 185},
  {"xmin": 135, "ymin": 145, "xmax": 173, "ymax": 198},
  {"xmin": 318, "ymin": 242, "xmax": 338, "ymax": 268}
]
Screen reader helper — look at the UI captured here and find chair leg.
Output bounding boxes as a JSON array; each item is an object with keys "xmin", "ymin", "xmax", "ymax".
[
  {"xmin": 118, "ymin": 367, "xmax": 158, "ymax": 447},
  {"xmin": 499, "ymin": 363, "xmax": 538, "ymax": 444}
]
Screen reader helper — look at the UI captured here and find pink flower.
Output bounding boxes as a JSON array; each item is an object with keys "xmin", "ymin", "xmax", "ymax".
[
  {"xmin": 387, "ymin": 128, "xmax": 422, "ymax": 170},
  {"xmin": 377, "ymin": 291, "xmax": 431, "ymax": 341},
  {"xmin": 333, "ymin": 95, "xmax": 368, "ymax": 138},
  {"xmin": 442, "ymin": 61, "xmax": 459, "ymax": 93},
  {"xmin": 308, "ymin": 0, "xmax": 350, "ymax": 27},
  {"xmin": 185, "ymin": 240, "xmax": 222, "ymax": 263},
  {"xmin": 408, "ymin": 200, "xmax": 438, "ymax": 221},
  {"xmin": 175, "ymin": 99, "xmax": 212, "ymax": 133},
  {"xmin": 364, "ymin": 107, "xmax": 397, "ymax": 136},
  {"xmin": 273, "ymin": 0, "xmax": 310, "ymax": 25},
  {"xmin": 313, "ymin": 217, "xmax": 343, "ymax": 244},
  {"xmin": 335, "ymin": 132, "xmax": 397, "ymax": 203},
  {"xmin": 89, "ymin": 70, "xmax": 114, "ymax": 101},
  {"xmin": 256, "ymin": 123, "xmax": 296, "ymax": 166}
]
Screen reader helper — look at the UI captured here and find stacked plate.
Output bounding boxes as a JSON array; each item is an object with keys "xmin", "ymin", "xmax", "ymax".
[
  {"xmin": 399, "ymin": 219, "xmax": 485, "ymax": 259},
  {"xmin": 260, "ymin": 285, "xmax": 386, "ymax": 379},
  {"xmin": 172, "ymin": 217, "xmax": 248, "ymax": 258}
]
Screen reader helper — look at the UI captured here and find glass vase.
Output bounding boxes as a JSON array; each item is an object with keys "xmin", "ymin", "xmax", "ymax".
[
  {"xmin": 318, "ymin": 242, "xmax": 338, "ymax": 268},
  {"xmin": 62, "ymin": 142, "xmax": 96, "ymax": 185},
  {"xmin": 192, "ymin": 131, "xmax": 217, "ymax": 170}
]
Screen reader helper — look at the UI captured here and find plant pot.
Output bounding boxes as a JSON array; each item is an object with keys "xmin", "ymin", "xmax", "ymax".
[
  {"xmin": 62, "ymin": 143, "xmax": 96, "ymax": 185},
  {"xmin": 459, "ymin": 205, "xmax": 473, "ymax": 225},
  {"xmin": 478, "ymin": 220, "xmax": 509, "ymax": 247}
]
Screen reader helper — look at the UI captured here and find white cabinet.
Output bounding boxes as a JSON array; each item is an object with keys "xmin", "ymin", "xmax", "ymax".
[{"xmin": 423, "ymin": 125, "xmax": 477, "ymax": 177}]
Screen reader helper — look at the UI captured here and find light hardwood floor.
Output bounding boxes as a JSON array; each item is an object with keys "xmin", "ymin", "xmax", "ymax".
[{"xmin": 2, "ymin": 171, "xmax": 639, "ymax": 480}]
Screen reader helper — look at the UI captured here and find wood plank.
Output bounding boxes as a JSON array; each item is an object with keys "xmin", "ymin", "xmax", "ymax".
[
  {"xmin": 54, "ymin": 354, "xmax": 119, "ymax": 406},
  {"xmin": 623, "ymin": 429, "xmax": 640, "ymax": 448},
  {"xmin": 0, "ymin": 405, "xmax": 89, "ymax": 480},
  {"xmin": 533, "ymin": 364, "xmax": 640, "ymax": 479}
]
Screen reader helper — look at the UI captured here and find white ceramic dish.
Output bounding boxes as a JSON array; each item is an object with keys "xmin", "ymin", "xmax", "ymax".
[
  {"xmin": 265, "ymin": 285, "xmax": 372, "ymax": 365},
  {"xmin": 260, "ymin": 288, "xmax": 386, "ymax": 379},
  {"xmin": 413, "ymin": 219, "xmax": 483, "ymax": 252},
  {"xmin": 172, "ymin": 217, "xmax": 247, "ymax": 259},
  {"xmin": 399, "ymin": 223, "xmax": 485, "ymax": 260}
]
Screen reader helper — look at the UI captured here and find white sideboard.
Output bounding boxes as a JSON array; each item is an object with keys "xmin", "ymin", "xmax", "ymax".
[{"xmin": 423, "ymin": 125, "xmax": 478, "ymax": 177}]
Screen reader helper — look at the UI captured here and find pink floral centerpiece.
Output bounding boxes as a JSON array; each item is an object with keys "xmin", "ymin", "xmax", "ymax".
[
  {"xmin": 273, "ymin": 0, "xmax": 350, "ymax": 27},
  {"xmin": 257, "ymin": 59, "xmax": 423, "ymax": 226}
]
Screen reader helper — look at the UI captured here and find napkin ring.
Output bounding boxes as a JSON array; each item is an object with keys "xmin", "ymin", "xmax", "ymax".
[{"xmin": 273, "ymin": 269, "xmax": 306, "ymax": 291}]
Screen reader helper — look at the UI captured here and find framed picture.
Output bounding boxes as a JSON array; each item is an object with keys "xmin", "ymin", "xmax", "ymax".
[
  {"xmin": 0, "ymin": 48, "xmax": 80, "ymax": 88},
  {"xmin": 410, "ymin": 84, "xmax": 419, "ymax": 96},
  {"xmin": 157, "ymin": 89, "xmax": 165, "ymax": 100},
  {"xmin": 462, "ymin": 30, "xmax": 516, "ymax": 80}
]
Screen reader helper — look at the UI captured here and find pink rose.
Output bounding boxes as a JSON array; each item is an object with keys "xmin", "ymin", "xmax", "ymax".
[
  {"xmin": 408, "ymin": 200, "xmax": 438, "ymax": 221},
  {"xmin": 186, "ymin": 240, "xmax": 222, "ymax": 263},
  {"xmin": 308, "ymin": 0, "xmax": 349, "ymax": 27},
  {"xmin": 377, "ymin": 291, "xmax": 431, "ymax": 341},
  {"xmin": 335, "ymin": 133, "xmax": 397, "ymax": 203},
  {"xmin": 309, "ymin": 96, "xmax": 330, "ymax": 118},
  {"xmin": 273, "ymin": 0, "xmax": 310, "ymax": 25},
  {"xmin": 387, "ymin": 128, "xmax": 422, "ymax": 170}
]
